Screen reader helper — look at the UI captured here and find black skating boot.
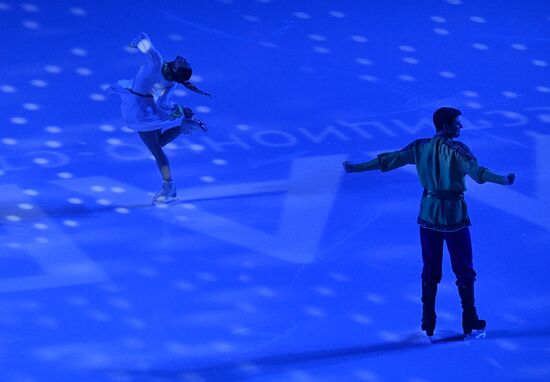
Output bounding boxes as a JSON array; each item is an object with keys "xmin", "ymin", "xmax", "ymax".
[
  {"xmin": 421, "ymin": 281, "xmax": 438, "ymax": 336},
  {"xmin": 458, "ymin": 283, "xmax": 486, "ymax": 335}
]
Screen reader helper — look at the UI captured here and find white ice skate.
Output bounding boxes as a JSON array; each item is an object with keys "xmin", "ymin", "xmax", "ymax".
[
  {"xmin": 180, "ymin": 116, "xmax": 208, "ymax": 134},
  {"xmin": 152, "ymin": 181, "xmax": 178, "ymax": 205}
]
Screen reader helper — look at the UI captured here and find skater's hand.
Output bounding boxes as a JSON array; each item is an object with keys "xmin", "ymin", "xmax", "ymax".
[
  {"xmin": 504, "ymin": 173, "xmax": 516, "ymax": 185},
  {"xmin": 171, "ymin": 105, "xmax": 189, "ymax": 119},
  {"xmin": 343, "ymin": 161, "xmax": 357, "ymax": 173},
  {"xmin": 171, "ymin": 105, "xmax": 184, "ymax": 119},
  {"xmin": 183, "ymin": 107, "xmax": 194, "ymax": 119},
  {"xmin": 171, "ymin": 106, "xmax": 194, "ymax": 120}
]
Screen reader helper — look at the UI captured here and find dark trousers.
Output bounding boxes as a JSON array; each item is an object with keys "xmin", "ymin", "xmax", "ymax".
[{"xmin": 420, "ymin": 226, "xmax": 476, "ymax": 287}]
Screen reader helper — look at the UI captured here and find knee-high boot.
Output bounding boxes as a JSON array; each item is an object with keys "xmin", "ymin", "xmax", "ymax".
[
  {"xmin": 421, "ymin": 281, "xmax": 438, "ymax": 336},
  {"xmin": 458, "ymin": 283, "xmax": 486, "ymax": 334}
]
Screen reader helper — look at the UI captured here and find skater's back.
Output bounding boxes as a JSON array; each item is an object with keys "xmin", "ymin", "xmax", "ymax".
[{"xmin": 343, "ymin": 106, "xmax": 515, "ymax": 337}]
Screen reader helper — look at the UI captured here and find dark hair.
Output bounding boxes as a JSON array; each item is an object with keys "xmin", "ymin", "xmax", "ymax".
[
  {"xmin": 166, "ymin": 58, "xmax": 212, "ymax": 97},
  {"xmin": 433, "ymin": 107, "xmax": 462, "ymax": 131},
  {"xmin": 172, "ymin": 62, "xmax": 192, "ymax": 84}
]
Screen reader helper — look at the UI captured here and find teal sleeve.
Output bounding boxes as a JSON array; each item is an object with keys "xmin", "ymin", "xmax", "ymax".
[
  {"xmin": 354, "ymin": 158, "xmax": 381, "ymax": 172},
  {"xmin": 480, "ymin": 168, "xmax": 506, "ymax": 185},
  {"xmin": 377, "ymin": 147, "xmax": 415, "ymax": 172},
  {"xmin": 460, "ymin": 157, "xmax": 506, "ymax": 185}
]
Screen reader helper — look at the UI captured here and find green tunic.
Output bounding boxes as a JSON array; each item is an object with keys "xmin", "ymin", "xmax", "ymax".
[{"xmin": 356, "ymin": 135, "xmax": 506, "ymax": 231}]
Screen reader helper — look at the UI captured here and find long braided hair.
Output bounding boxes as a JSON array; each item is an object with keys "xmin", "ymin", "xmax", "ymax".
[
  {"xmin": 182, "ymin": 81, "xmax": 211, "ymax": 98},
  {"xmin": 168, "ymin": 59, "xmax": 212, "ymax": 98}
]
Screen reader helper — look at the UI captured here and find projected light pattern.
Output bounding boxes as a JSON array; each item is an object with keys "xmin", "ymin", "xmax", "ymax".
[{"xmin": 0, "ymin": 0, "xmax": 549, "ymax": 381}]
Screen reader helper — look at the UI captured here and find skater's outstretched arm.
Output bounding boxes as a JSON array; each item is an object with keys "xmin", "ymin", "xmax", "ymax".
[
  {"xmin": 460, "ymin": 155, "xmax": 515, "ymax": 185},
  {"xmin": 343, "ymin": 139, "xmax": 421, "ymax": 173},
  {"xmin": 129, "ymin": 32, "xmax": 163, "ymax": 68},
  {"xmin": 343, "ymin": 158, "xmax": 380, "ymax": 173},
  {"xmin": 450, "ymin": 141, "xmax": 515, "ymax": 185}
]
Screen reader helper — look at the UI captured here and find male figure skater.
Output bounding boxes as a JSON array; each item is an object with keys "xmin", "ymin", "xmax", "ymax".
[
  {"xmin": 343, "ymin": 107, "xmax": 515, "ymax": 337},
  {"xmin": 111, "ymin": 32, "xmax": 211, "ymax": 204}
]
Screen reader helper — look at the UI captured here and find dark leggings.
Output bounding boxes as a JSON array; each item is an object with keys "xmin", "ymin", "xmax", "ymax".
[
  {"xmin": 138, "ymin": 126, "xmax": 182, "ymax": 182},
  {"xmin": 420, "ymin": 226, "xmax": 477, "ymax": 287}
]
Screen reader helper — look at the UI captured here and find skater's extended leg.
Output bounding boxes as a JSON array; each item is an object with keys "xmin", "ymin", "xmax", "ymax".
[
  {"xmin": 159, "ymin": 115, "xmax": 207, "ymax": 147},
  {"xmin": 446, "ymin": 228, "xmax": 485, "ymax": 334},
  {"xmin": 420, "ymin": 227, "xmax": 444, "ymax": 336},
  {"xmin": 159, "ymin": 126, "xmax": 183, "ymax": 147}
]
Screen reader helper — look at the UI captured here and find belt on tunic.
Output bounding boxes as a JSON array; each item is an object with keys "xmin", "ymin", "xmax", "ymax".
[
  {"xmin": 423, "ymin": 189, "xmax": 464, "ymax": 200},
  {"xmin": 129, "ymin": 88, "xmax": 154, "ymax": 98}
]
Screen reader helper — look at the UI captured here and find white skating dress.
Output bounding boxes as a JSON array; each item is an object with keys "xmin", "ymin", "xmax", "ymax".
[{"xmin": 110, "ymin": 34, "xmax": 182, "ymax": 132}]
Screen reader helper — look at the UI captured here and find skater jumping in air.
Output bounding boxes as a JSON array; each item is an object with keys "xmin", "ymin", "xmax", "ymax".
[
  {"xmin": 343, "ymin": 107, "xmax": 515, "ymax": 338},
  {"xmin": 110, "ymin": 32, "xmax": 211, "ymax": 204}
]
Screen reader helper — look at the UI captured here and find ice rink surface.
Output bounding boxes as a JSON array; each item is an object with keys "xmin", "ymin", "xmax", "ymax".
[{"xmin": 1, "ymin": 0, "xmax": 549, "ymax": 381}]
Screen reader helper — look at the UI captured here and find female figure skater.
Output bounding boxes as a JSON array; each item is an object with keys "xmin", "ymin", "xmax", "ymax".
[{"xmin": 111, "ymin": 32, "xmax": 211, "ymax": 204}]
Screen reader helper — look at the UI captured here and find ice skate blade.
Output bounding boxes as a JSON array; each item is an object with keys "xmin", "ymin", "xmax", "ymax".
[
  {"xmin": 427, "ymin": 330, "xmax": 471, "ymax": 344},
  {"xmin": 152, "ymin": 195, "xmax": 180, "ymax": 206},
  {"xmin": 181, "ymin": 118, "xmax": 208, "ymax": 134},
  {"xmin": 464, "ymin": 329, "xmax": 486, "ymax": 340}
]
